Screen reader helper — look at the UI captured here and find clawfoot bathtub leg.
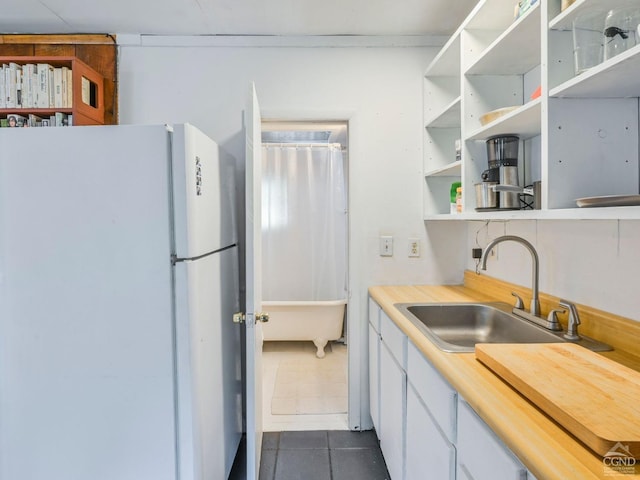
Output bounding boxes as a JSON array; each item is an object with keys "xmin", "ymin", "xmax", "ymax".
[{"xmin": 313, "ymin": 338, "xmax": 328, "ymax": 358}]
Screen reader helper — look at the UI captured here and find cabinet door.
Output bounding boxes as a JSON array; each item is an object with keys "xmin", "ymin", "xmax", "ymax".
[
  {"xmin": 457, "ymin": 399, "xmax": 527, "ymax": 480},
  {"xmin": 380, "ymin": 341, "xmax": 406, "ymax": 480},
  {"xmin": 369, "ymin": 322, "xmax": 380, "ymax": 433},
  {"xmin": 380, "ymin": 310, "xmax": 406, "ymax": 369},
  {"xmin": 369, "ymin": 297, "xmax": 380, "ymax": 334},
  {"xmin": 406, "ymin": 384, "xmax": 455, "ymax": 480},
  {"xmin": 407, "ymin": 341, "xmax": 457, "ymax": 443}
]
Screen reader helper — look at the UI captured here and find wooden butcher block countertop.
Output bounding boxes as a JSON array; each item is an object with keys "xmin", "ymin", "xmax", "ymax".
[{"xmin": 369, "ymin": 272, "xmax": 640, "ymax": 480}]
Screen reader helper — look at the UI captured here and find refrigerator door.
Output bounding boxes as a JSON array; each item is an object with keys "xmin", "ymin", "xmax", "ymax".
[
  {"xmin": 0, "ymin": 125, "xmax": 177, "ymax": 480},
  {"xmin": 171, "ymin": 123, "xmax": 237, "ymax": 259},
  {"xmin": 173, "ymin": 247, "xmax": 242, "ymax": 480}
]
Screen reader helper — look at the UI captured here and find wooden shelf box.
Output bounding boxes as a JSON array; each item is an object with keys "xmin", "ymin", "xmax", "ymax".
[{"xmin": 0, "ymin": 55, "xmax": 105, "ymax": 126}]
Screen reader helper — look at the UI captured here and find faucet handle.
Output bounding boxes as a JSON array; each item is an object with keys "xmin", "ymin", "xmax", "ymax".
[
  {"xmin": 547, "ymin": 308, "xmax": 566, "ymax": 330},
  {"xmin": 511, "ymin": 292, "xmax": 525, "ymax": 310},
  {"xmin": 559, "ymin": 300, "xmax": 581, "ymax": 340}
]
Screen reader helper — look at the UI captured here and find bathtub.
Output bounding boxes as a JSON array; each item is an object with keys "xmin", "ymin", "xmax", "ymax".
[{"xmin": 261, "ymin": 299, "xmax": 347, "ymax": 358}]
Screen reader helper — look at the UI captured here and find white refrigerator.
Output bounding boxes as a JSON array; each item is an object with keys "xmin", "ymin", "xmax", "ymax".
[{"xmin": 0, "ymin": 124, "xmax": 242, "ymax": 479}]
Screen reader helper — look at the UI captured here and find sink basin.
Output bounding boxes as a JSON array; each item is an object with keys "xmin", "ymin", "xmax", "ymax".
[{"xmin": 395, "ymin": 302, "xmax": 611, "ymax": 353}]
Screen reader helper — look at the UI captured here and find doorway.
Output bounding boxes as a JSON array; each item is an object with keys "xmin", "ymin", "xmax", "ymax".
[{"xmin": 260, "ymin": 120, "xmax": 349, "ymax": 432}]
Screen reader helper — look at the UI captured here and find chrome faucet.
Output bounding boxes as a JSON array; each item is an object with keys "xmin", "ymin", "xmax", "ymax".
[{"xmin": 480, "ymin": 235, "xmax": 540, "ymax": 316}]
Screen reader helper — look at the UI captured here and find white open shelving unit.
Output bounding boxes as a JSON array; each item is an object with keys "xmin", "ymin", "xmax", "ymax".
[{"xmin": 423, "ymin": 0, "xmax": 640, "ymax": 220}]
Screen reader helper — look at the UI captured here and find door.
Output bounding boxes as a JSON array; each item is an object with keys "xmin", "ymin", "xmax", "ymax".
[{"xmin": 245, "ymin": 82, "xmax": 264, "ymax": 480}]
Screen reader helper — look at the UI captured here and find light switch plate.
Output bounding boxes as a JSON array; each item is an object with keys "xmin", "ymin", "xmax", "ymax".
[{"xmin": 380, "ymin": 236, "xmax": 393, "ymax": 256}]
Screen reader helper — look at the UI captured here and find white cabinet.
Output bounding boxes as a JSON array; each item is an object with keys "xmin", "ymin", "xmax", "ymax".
[
  {"xmin": 423, "ymin": 30, "xmax": 463, "ymax": 217},
  {"xmin": 406, "ymin": 382, "xmax": 456, "ymax": 480},
  {"xmin": 378, "ymin": 310, "xmax": 407, "ymax": 480},
  {"xmin": 380, "ymin": 341, "xmax": 406, "ymax": 480},
  {"xmin": 369, "ymin": 297, "xmax": 407, "ymax": 479},
  {"xmin": 423, "ymin": 0, "xmax": 640, "ymax": 220},
  {"xmin": 405, "ymin": 341, "xmax": 457, "ymax": 480},
  {"xmin": 368, "ymin": 299, "xmax": 381, "ymax": 432},
  {"xmin": 368, "ymin": 298, "xmax": 539, "ymax": 480},
  {"xmin": 457, "ymin": 398, "xmax": 527, "ymax": 480},
  {"xmin": 407, "ymin": 341, "xmax": 457, "ymax": 443}
]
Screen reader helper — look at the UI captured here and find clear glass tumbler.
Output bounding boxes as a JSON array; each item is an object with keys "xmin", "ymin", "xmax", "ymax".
[
  {"xmin": 603, "ymin": 8, "xmax": 640, "ymax": 61},
  {"xmin": 572, "ymin": 9, "xmax": 606, "ymax": 74}
]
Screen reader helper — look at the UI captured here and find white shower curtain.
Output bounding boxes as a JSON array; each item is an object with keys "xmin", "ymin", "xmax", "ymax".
[{"xmin": 261, "ymin": 143, "xmax": 347, "ymax": 302}]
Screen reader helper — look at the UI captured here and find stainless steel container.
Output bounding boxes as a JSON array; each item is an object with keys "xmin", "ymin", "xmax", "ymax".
[
  {"xmin": 533, "ymin": 181, "xmax": 542, "ymax": 210},
  {"xmin": 499, "ymin": 166, "xmax": 520, "ymax": 209},
  {"xmin": 475, "ymin": 182, "xmax": 498, "ymax": 209}
]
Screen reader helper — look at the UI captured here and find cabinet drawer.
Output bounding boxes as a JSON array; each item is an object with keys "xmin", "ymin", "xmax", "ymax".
[
  {"xmin": 457, "ymin": 398, "xmax": 527, "ymax": 480},
  {"xmin": 380, "ymin": 310, "xmax": 406, "ymax": 369},
  {"xmin": 407, "ymin": 341, "xmax": 457, "ymax": 443},
  {"xmin": 368, "ymin": 297, "xmax": 380, "ymax": 334}
]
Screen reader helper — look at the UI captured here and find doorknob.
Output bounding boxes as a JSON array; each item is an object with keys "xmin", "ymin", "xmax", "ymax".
[{"xmin": 232, "ymin": 312, "xmax": 269, "ymax": 324}]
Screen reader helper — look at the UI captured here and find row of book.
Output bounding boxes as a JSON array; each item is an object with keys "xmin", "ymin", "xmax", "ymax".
[
  {"xmin": 1, "ymin": 112, "xmax": 73, "ymax": 128},
  {"xmin": 1, "ymin": 63, "xmax": 74, "ymax": 110}
]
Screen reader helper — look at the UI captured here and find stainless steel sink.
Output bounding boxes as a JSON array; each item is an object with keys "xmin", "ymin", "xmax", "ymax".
[{"xmin": 395, "ymin": 302, "xmax": 611, "ymax": 353}]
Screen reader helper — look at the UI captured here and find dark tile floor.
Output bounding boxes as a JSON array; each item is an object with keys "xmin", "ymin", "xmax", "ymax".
[{"xmin": 229, "ymin": 430, "xmax": 390, "ymax": 480}]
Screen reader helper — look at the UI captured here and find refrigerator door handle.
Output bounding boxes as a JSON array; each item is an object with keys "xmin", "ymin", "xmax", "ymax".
[{"xmin": 172, "ymin": 244, "xmax": 237, "ymax": 265}]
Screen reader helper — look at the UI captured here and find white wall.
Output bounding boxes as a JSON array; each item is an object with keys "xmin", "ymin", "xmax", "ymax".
[
  {"xmin": 466, "ymin": 219, "xmax": 640, "ymax": 322},
  {"xmin": 116, "ymin": 34, "xmax": 639, "ymax": 435},
  {"xmin": 117, "ymin": 36, "xmax": 466, "ymax": 430}
]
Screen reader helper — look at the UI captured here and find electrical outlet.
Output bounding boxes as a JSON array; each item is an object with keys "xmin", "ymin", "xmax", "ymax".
[
  {"xmin": 380, "ymin": 236, "xmax": 393, "ymax": 256},
  {"xmin": 472, "ymin": 248, "xmax": 482, "ymax": 259},
  {"xmin": 408, "ymin": 238, "xmax": 420, "ymax": 257}
]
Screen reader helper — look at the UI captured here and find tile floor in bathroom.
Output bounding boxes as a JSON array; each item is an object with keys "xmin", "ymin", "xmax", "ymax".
[
  {"xmin": 229, "ymin": 341, "xmax": 390, "ymax": 479},
  {"xmin": 262, "ymin": 341, "xmax": 348, "ymax": 432}
]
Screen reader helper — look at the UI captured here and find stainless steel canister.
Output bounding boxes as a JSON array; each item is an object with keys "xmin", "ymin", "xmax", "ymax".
[
  {"xmin": 499, "ymin": 166, "xmax": 520, "ymax": 209},
  {"xmin": 474, "ymin": 182, "xmax": 498, "ymax": 209},
  {"xmin": 533, "ymin": 181, "xmax": 542, "ymax": 210}
]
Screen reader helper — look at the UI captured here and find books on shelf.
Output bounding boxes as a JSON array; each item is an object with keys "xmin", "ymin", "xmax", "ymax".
[
  {"xmin": 1, "ymin": 62, "xmax": 74, "ymax": 110},
  {"xmin": 1, "ymin": 111, "xmax": 73, "ymax": 127},
  {"xmin": 5, "ymin": 113, "xmax": 27, "ymax": 127},
  {"xmin": 37, "ymin": 63, "xmax": 51, "ymax": 108}
]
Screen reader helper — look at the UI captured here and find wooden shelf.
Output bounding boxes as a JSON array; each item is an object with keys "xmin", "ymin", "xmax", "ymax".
[{"xmin": 0, "ymin": 55, "xmax": 105, "ymax": 126}]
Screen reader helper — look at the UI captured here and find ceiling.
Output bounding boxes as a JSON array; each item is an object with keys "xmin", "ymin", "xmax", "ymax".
[{"xmin": 2, "ymin": 0, "xmax": 478, "ymax": 37}]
